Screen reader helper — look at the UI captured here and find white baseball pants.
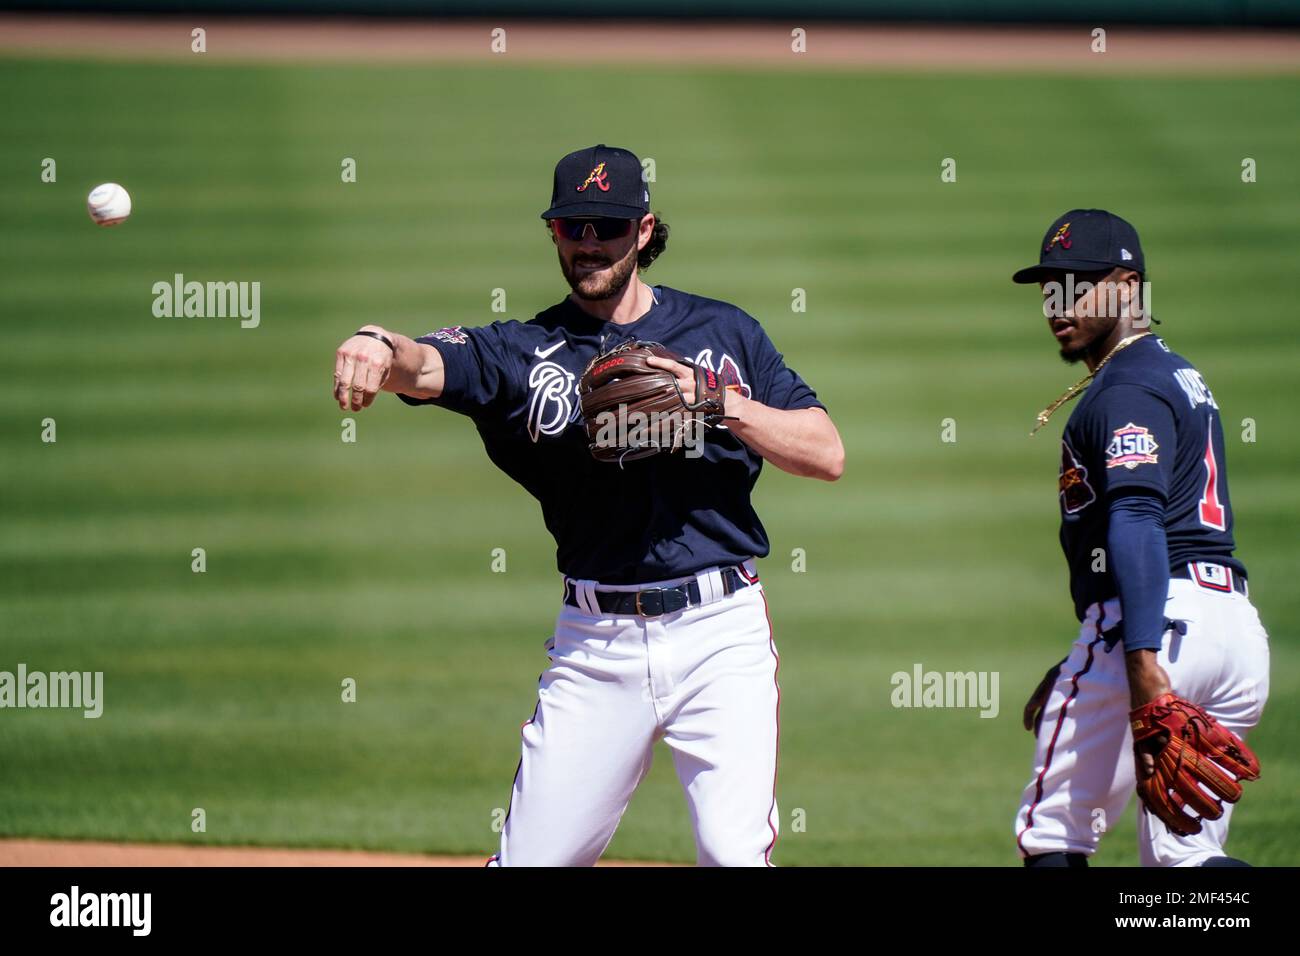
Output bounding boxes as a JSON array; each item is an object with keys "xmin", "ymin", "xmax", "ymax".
[
  {"xmin": 1015, "ymin": 574, "xmax": 1271, "ymax": 866},
  {"xmin": 489, "ymin": 561, "xmax": 781, "ymax": 867}
]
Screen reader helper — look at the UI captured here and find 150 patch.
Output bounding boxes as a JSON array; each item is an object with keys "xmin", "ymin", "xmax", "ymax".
[{"xmin": 1106, "ymin": 423, "xmax": 1160, "ymax": 470}]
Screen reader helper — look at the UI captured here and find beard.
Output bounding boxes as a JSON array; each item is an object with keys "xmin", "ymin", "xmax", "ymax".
[
  {"xmin": 1058, "ymin": 314, "xmax": 1119, "ymax": 365},
  {"xmin": 559, "ymin": 241, "xmax": 639, "ymax": 300}
]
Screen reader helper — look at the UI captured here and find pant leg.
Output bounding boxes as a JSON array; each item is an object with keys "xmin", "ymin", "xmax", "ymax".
[
  {"xmin": 658, "ymin": 585, "xmax": 781, "ymax": 867},
  {"xmin": 1015, "ymin": 600, "xmax": 1136, "ymax": 858},
  {"xmin": 494, "ymin": 606, "xmax": 658, "ymax": 867},
  {"xmin": 1139, "ymin": 581, "xmax": 1271, "ymax": 867}
]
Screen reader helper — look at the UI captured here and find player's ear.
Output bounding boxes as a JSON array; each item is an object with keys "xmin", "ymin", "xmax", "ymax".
[
  {"xmin": 637, "ymin": 214, "xmax": 655, "ymax": 251},
  {"xmin": 1109, "ymin": 269, "xmax": 1142, "ymax": 320}
]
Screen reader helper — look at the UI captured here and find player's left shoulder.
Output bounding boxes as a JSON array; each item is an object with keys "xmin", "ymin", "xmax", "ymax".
[
  {"xmin": 658, "ymin": 285, "xmax": 785, "ymax": 357},
  {"xmin": 1100, "ymin": 336, "xmax": 1208, "ymax": 403},
  {"xmin": 1141, "ymin": 335, "xmax": 1221, "ymax": 412},
  {"xmin": 1081, "ymin": 344, "xmax": 1222, "ymax": 474},
  {"xmin": 656, "ymin": 285, "xmax": 758, "ymax": 327},
  {"xmin": 654, "ymin": 286, "xmax": 763, "ymax": 398}
]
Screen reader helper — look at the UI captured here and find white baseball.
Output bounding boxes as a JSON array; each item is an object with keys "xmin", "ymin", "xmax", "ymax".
[{"xmin": 87, "ymin": 182, "xmax": 132, "ymax": 226}]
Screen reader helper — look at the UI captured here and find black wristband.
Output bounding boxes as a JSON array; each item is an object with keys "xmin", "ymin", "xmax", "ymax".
[{"xmin": 354, "ymin": 329, "xmax": 395, "ymax": 352}]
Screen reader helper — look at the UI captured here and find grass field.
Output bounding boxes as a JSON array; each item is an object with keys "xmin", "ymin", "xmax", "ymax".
[{"xmin": 1, "ymin": 57, "xmax": 1297, "ymax": 865}]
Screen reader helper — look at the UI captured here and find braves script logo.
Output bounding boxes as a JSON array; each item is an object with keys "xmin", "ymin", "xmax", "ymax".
[
  {"xmin": 526, "ymin": 342, "xmax": 580, "ymax": 442},
  {"xmin": 690, "ymin": 349, "xmax": 751, "ymax": 400},
  {"xmin": 1106, "ymin": 423, "xmax": 1160, "ymax": 470},
  {"xmin": 576, "ymin": 162, "xmax": 610, "ymax": 193},
  {"xmin": 1045, "ymin": 222, "xmax": 1072, "ymax": 253},
  {"xmin": 1059, "ymin": 439, "xmax": 1096, "ymax": 514}
]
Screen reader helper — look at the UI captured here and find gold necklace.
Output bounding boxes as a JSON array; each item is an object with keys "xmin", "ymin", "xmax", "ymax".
[{"xmin": 1031, "ymin": 332, "xmax": 1151, "ymax": 435}]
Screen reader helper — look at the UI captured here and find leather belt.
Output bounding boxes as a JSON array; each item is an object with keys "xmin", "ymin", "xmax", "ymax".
[
  {"xmin": 563, "ymin": 565, "xmax": 755, "ymax": 618},
  {"xmin": 1173, "ymin": 561, "xmax": 1248, "ymax": 597}
]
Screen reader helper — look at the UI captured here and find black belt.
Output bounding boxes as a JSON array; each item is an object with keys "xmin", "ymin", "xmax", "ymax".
[
  {"xmin": 1172, "ymin": 562, "xmax": 1248, "ymax": 597},
  {"xmin": 1096, "ymin": 562, "xmax": 1247, "ymax": 649},
  {"xmin": 563, "ymin": 565, "xmax": 755, "ymax": 617}
]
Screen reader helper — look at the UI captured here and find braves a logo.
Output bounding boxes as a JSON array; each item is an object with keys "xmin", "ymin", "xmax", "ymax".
[
  {"xmin": 1059, "ymin": 439, "xmax": 1096, "ymax": 514},
  {"xmin": 690, "ymin": 349, "xmax": 751, "ymax": 400},
  {"xmin": 576, "ymin": 163, "xmax": 610, "ymax": 193},
  {"xmin": 1045, "ymin": 223, "xmax": 1072, "ymax": 253},
  {"xmin": 526, "ymin": 345, "xmax": 581, "ymax": 442}
]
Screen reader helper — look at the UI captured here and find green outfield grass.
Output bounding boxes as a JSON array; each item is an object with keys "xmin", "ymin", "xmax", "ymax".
[{"xmin": 1, "ymin": 58, "xmax": 1297, "ymax": 865}]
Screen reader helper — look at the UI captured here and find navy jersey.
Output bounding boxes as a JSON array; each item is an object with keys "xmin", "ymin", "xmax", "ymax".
[
  {"xmin": 398, "ymin": 285, "xmax": 825, "ymax": 583},
  {"xmin": 1057, "ymin": 335, "xmax": 1243, "ymax": 619}
]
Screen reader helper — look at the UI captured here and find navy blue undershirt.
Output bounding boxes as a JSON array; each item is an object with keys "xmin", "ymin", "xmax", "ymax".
[{"xmin": 1106, "ymin": 489, "xmax": 1169, "ymax": 653}]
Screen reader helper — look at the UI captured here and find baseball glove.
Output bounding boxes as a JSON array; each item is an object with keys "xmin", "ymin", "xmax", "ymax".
[
  {"xmin": 578, "ymin": 339, "xmax": 728, "ymax": 464},
  {"xmin": 1130, "ymin": 693, "xmax": 1261, "ymax": 836}
]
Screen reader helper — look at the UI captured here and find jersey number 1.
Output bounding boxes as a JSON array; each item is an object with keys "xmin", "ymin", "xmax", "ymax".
[{"xmin": 1199, "ymin": 432, "xmax": 1227, "ymax": 531}]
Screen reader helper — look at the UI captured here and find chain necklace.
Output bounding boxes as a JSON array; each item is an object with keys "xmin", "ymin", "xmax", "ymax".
[{"xmin": 1031, "ymin": 332, "xmax": 1151, "ymax": 435}]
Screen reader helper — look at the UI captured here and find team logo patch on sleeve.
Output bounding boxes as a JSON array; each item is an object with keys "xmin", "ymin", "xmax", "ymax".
[
  {"xmin": 1106, "ymin": 423, "xmax": 1160, "ymax": 470},
  {"xmin": 1059, "ymin": 440, "xmax": 1096, "ymax": 514},
  {"xmin": 430, "ymin": 326, "xmax": 469, "ymax": 345}
]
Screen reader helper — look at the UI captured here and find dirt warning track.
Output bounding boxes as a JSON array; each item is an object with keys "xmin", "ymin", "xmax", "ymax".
[
  {"xmin": 0, "ymin": 838, "xmax": 676, "ymax": 867},
  {"xmin": 1, "ymin": 16, "xmax": 1298, "ymax": 72}
]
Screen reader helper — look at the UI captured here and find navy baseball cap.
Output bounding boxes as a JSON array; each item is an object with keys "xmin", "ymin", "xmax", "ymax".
[
  {"xmin": 540, "ymin": 144, "xmax": 650, "ymax": 220},
  {"xmin": 1012, "ymin": 209, "xmax": 1145, "ymax": 283}
]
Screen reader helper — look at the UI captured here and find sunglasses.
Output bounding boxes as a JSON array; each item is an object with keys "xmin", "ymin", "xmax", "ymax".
[{"xmin": 550, "ymin": 217, "xmax": 639, "ymax": 242}]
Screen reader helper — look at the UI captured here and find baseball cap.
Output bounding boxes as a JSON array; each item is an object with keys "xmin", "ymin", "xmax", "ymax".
[
  {"xmin": 540, "ymin": 144, "xmax": 650, "ymax": 220},
  {"xmin": 1011, "ymin": 209, "xmax": 1145, "ymax": 283}
]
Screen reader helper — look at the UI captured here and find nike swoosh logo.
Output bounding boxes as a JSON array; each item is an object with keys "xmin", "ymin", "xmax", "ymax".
[{"xmin": 534, "ymin": 341, "xmax": 565, "ymax": 360}]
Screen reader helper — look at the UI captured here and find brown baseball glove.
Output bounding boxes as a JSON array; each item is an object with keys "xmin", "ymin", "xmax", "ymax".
[
  {"xmin": 578, "ymin": 339, "xmax": 728, "ymax": 464},
  {"xmin": 1130, "ymin": 692, "xmax": 1261, "ymax": 836}
]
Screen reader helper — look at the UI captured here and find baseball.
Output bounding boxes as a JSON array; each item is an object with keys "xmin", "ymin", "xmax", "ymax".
[{"xmin": 87, "ymin": 182, "xmax": 132, "ymax": 226}]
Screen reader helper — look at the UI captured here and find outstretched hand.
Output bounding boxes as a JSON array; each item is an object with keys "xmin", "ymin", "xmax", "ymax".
[{"xmin": 334, "ymin": 328, "xmax": 394, "ymax": 411}]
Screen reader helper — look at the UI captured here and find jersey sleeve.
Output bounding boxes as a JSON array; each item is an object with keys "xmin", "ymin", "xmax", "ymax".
[
  {"xmin": 1085, "ymin": 384, "xmax": 1177, "ymax": 500},
  {"xmin": 396, "ymin": 324, "xmax": 519, "ymax": 419},
  {"xmin": 1106, "ymin": 490, "xmax": 1171, "ymax": 652},
  {"xmin": 748, "ymin": 321, "xmax": 825, "ymax": 412}
]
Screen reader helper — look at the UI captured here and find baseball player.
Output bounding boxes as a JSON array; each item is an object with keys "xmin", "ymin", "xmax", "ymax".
[
  {"xmin": 332, "ymin": 144, "xmax": 844, "ymax": 866},
  {"xmin": 1011, "ymin": 209, "xmax": 1270, "ymax": 867}
]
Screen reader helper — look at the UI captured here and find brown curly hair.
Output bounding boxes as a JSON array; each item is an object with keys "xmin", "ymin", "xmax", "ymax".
[{"xmin": 638, "ymin": 214, "xmax": 669, "ymax": 271}]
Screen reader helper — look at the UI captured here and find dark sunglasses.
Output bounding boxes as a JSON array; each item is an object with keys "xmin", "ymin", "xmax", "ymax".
[{"xmin": 550, "ymin": 217, "xmax": 639, "ymax": 241}]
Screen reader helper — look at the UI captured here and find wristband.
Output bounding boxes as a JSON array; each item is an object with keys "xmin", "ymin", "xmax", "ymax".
[{"xmin": 354, "ymin": 329, "xmax": 395, "ymax": 352}]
